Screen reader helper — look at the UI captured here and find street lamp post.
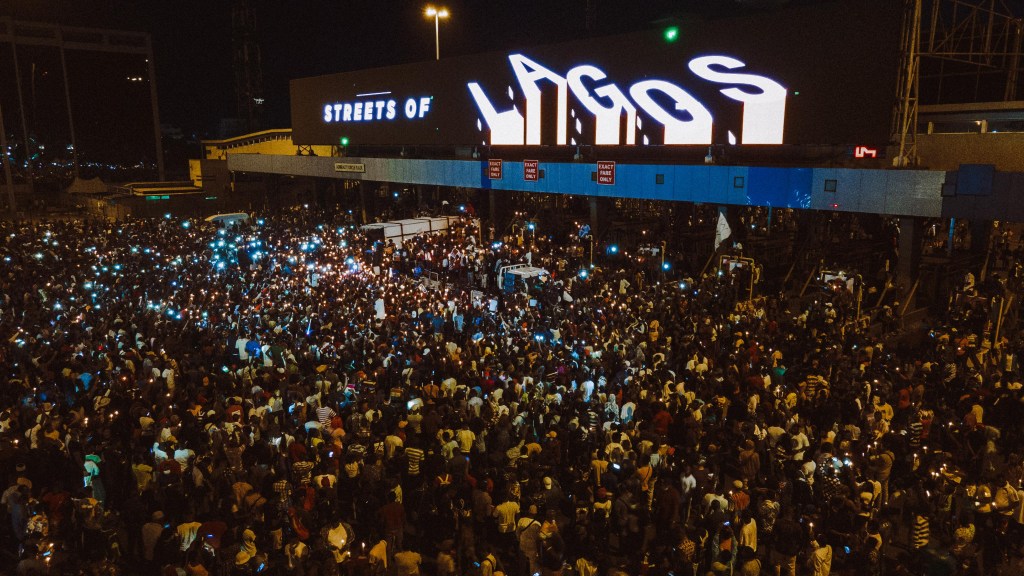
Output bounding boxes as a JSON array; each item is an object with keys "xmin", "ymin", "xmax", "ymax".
[
  {"xmin": 0, "ymin": 100, "xmax": 16, "ymax": 213},
  {"xmin": 425, "ymin": 6, "xmax": 449, "ymax": 61}
]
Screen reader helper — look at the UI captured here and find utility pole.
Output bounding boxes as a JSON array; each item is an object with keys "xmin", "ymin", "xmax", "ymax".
[{"xmin": 0, "ymin": 100, "xmax": 16, "ymax": 213}]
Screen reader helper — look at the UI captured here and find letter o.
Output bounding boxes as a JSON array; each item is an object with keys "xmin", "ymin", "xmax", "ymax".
[{"xmin": 404, "ymin": 98, "xmax": 418, "ymax": 119}]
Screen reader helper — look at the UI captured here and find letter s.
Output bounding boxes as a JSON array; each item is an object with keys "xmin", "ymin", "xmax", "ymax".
[
  {"xmin": 629, "ymin": 80, "xmax": 712, "ymax": 145},
  {"xmin": 688, "ymin": 55, "xmax": 786, "ymax": 145},
  {"xmin": 323, "ymin": 105, "xmax": 333, "ymax": 122}
]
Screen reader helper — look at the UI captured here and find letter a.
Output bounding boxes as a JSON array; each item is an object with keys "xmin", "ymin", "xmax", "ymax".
[{"xmin": 508, "ymin": 54, "xmax": 568, "ymax": 145}]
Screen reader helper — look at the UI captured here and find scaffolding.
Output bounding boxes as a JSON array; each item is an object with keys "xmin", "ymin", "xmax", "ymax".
[{"xmin": 892, "ymin": 0, "xmax": 1024, "ymax": 167}]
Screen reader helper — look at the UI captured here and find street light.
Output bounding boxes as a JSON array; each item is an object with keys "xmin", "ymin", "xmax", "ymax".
[{"xmin": 425, "ymin": 6, "xmax": 449, "ymax": 61}]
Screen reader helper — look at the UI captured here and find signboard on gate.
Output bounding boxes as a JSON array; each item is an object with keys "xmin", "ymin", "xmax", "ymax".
[
  {"xmin": 524, "ymin": 160, "xmax": 539, "ymax": 181},
  {"xmin": 488, "ymin": 159, "xmax": 503, "ymax": 180},
  {"xmin": 597, "ymin": 161, "xmax": 616, "ymax": 185}
]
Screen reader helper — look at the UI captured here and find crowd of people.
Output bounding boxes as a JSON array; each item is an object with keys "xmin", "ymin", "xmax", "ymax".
[{"xmin": 0, "ymin": 205, "xmax": 1022, "ymax": 576}]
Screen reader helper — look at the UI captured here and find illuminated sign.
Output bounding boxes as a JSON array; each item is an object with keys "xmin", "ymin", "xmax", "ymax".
[
  {"xmin": 468, "ymin": 54, "xmax": 786, "ymax": 146},
  {"xmin": 488, "ymin": 159, "xmax": 503, "ymax": 180},
  {"xmin": 323, "ymin": 93, "xmax": 434, "ymax": 124},
  {"xmin": 854, "ymin": 146, "xmax": 878, "ymax": 158},
  {"xmin": 291, "ymin": 2, "xmax": 900, "ymax": 149}
]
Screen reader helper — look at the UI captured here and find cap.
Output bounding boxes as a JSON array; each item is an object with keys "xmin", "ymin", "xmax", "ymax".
[{"xmin": 543, "ymin": 477, "xmax": 553, "ymax": 489}]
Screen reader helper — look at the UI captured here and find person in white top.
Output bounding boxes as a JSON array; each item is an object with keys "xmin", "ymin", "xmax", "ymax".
[
  {"xmin": 738, "ymin": 510, "xmax": 757, "ymax": 552},
  {"xmin": 790, "ymin": 423, "xmax": 810, "ymax": 461},
  {"xmin": 581, "ymin": 379, "xmax": 595, "ymax": 402}
]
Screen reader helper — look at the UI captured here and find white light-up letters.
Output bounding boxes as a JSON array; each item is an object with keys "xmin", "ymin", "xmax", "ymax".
[
  {"xmin": 466, "ymin": 83, "xmax": 524, "ymax": 145},
  {"xmin": 567, "ymin": 65, "xmax": 637, "ymax": 145},
  {"xmin": 629, "ymin": 80, "xmax": 712, "ymax": 145},
  {"xmin": 322, "ymin": 95, "xmax": 431, "ymax": 125},
  {"xmin": 687, "ymin": 56, "xmax": 787, "ymax": 144},
  {"xmin": 468, "ymin": 53, "xmax": 786, "ymax": 146},
  {"xmin": 507, "ymin": 55, "xmax": 568, "ymax": 145}
]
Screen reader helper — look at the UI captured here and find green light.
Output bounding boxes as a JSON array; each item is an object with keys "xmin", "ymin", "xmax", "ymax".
[
  {"xmin": 664, "ymin": 26, "xmax": 680, "ymax": 43},
  {"xmin": 340, "ymin": 136, "xmax": 349, "ymax": 146}
]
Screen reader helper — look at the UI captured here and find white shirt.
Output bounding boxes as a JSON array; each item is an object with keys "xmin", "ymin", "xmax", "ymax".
[
  {"xmin": 467, "ymin": 396, "xmax": 484, "ymax": 417},
  {"xmin": 739, "ymin": 518, "xmax": 758, "ymax": 551},
  {"xmin": 680, "ymin": 473, "xmax": 697, "ymax": 498},
  {"xmin": 581, "ymin": 380, "xmax": 595, "ymax": 402},
  {"xmin": 792, "ymin": 431, "xmax": 810, "ymax": 460},
  {"xmin": 620, "ymin": 402, "xmax": 636, "ymax": 423}
]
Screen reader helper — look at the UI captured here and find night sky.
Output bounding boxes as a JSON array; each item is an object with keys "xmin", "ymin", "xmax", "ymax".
[
  {"xmin": 0, "ymin": 0, "xmax": 828, "ymax": 136},
  {"xmin": 0, "ymin": 0, "xmax": 927, "ymax": 174}
]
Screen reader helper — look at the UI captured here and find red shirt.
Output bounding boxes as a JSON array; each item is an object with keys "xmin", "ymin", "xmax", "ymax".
[
  {"xmin": 379, "ymin": 501, "xmax": 405, "ymax": 532},
  {"xmin": 653, "ymin": 410, "xmax": 673, "ymax": 436}
]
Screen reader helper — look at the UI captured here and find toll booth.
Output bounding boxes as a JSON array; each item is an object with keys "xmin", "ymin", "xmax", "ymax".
[{"xmin": 719, "ymin": 255, "xmax": 761, "ymax": 302}]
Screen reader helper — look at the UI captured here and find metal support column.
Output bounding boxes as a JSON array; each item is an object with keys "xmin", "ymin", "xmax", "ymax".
[
  {"xmin": 0, "ymin": 100, "xmax": 15, "ymax": 212},
  {"xmin": 57, "ymin": 28, "xmax": 79, "ymax": 179},
  {"xmin": 146, "ymin": 36, "xmax": 166, "ymax": 181},
  {"xmin": 893, "ymin": 0, "xmax": 922, "ymax": 168},
  {"xmin": 10, "ymin": 32, "xmax": 34, "ymax": 198},
  {"xmin": 947, "ymin": 218, "xmax": 956, "ymax": 256}
]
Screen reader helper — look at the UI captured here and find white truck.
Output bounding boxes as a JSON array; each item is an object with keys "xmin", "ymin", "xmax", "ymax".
[{"xmin": 361, "ymin": 216, "xmax": 475, "ymax": 248}]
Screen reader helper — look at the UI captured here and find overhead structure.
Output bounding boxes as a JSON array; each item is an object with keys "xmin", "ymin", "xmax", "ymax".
[
  {"xmin": 892, "ymin": 0, "xmax": 1024, "ymax": 167},
  {"xmin": 232, "ymin": 0, "xmax": 265, "ymax": 134},
  {"xmin": 0, "ymin": 17, "xmax": 165, "ymax": 181}
]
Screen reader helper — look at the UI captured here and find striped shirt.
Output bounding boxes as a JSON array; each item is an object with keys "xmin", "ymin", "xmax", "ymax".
[
  {"xmin": 316, "ymin": 406, "xmax": 336, "ymax": 426},
  {"xmin": 405, "ymin": 447, "xmax": 424, "ymax": 476},
  {"xmin": 911, "ymin": 514, "xmax": 929, "ymax": 549}
]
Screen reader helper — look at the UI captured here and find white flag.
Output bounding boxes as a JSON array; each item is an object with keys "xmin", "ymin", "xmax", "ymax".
[{"xmin": 714, "ymin": 212, "xmax": 732, "ymax": 251}]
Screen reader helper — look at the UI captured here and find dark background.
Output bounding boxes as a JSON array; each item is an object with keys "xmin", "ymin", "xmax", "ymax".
[
  {"xmin": 290, "ymin": 0, "xmax": 902, "ymax": 148},
  {"xmin": 0, "ymin": 0, "xmax": 901, "ymax": 173}
]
